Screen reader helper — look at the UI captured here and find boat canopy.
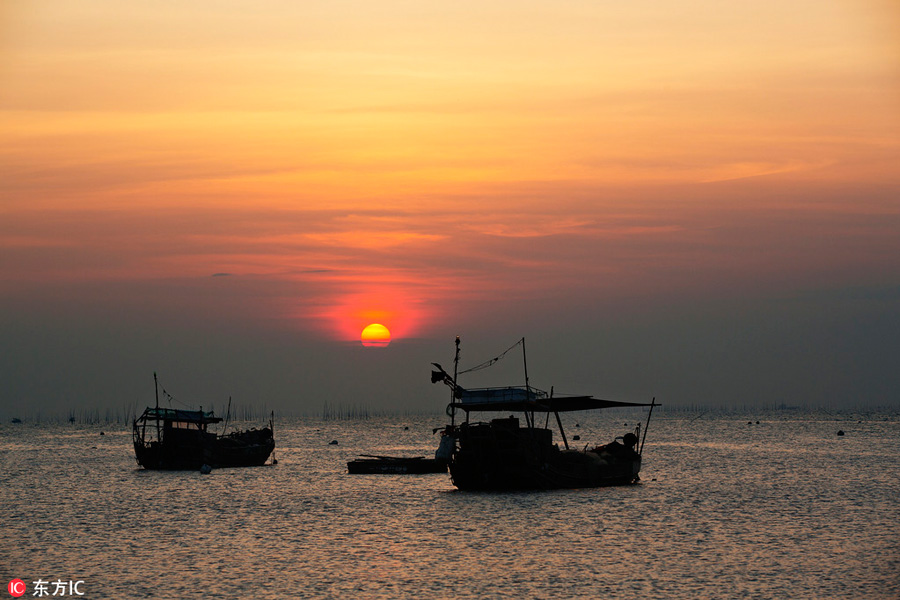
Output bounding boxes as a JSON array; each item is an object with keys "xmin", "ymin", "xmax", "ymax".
[
  {"xmin": 457, "ymin": 386, "xmax": 547, "ymax": 404},
  {"xmin": 451, "ymin": 386, "xmax": 654, "ymax": 413},
  {"xmin": 137, "ymin": 407, "xmax": 222, "ymax": 425}
]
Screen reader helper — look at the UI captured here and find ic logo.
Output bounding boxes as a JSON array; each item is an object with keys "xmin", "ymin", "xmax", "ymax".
[{"xmin": 7, "ymin": 579, "xmax": 26, "ymax": 598}]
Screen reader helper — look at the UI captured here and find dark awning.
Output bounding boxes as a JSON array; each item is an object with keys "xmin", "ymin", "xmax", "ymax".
[{"xmin": 450, "ymin": 388, "xmax": 655, "ymax": 413}]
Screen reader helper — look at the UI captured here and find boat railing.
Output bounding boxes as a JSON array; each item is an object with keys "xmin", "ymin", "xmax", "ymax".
[
  {"xmin": 139, "ymin": 407, "xmax": 222, "ymax": 424},
  {"xmin": 457, "ymin": 386, "xmax": 549, "ymax": 404}
]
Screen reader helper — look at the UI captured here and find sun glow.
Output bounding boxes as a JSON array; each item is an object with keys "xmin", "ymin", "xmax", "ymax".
[{"xmin": 361, "ymin": 323, "xmax": 391, "ymax": 348}]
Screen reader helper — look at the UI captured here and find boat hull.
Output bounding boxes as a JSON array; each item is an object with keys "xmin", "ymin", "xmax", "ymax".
[
  {"xmin": 448, "ymin": 418, "xmax": 641, "ymax": 491},
  {"xmin": 449, "ymin": 451, "xmax": 640, "ymax": 491},
  {"xmin": 133, "ymin": 428, "xmax": 274, "ymax": 470}
]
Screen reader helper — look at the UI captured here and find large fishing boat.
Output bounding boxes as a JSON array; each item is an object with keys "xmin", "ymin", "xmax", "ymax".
[
  {"xmin": 432, "ymin": 337, "xmax": 656, "ymax": 491},
  {"xmin": 132, "ymin": 374, "xmax": 275, "ymax": 470}
]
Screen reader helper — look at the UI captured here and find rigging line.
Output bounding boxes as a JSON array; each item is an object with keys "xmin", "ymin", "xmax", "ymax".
[
  {"xmin": 157, "ymin": 378, "xmax": 192, "ymax": 409},
  {"xmin": 458, "ymin": 337, "xmax": 524, "ymax": 375}
]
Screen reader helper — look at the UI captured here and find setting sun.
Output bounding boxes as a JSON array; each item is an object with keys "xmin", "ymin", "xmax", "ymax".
[{"xmin": 360, "ymin": 323, "xmax": 391, "ymax": 348}]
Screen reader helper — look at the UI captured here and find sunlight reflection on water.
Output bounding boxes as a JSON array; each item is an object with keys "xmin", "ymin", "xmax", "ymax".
[{"xmin": 2, "ymin": 412, "xmax": 898, "ymax": 599}]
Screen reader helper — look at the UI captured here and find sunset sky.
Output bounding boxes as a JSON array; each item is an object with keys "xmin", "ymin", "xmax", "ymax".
[{"xmin": 2, "ymin": 1, "xmax": 898, "ymax": 416}]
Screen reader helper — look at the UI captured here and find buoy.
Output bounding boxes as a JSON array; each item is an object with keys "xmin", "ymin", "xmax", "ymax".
[
  {"xmin": 200, "ymin": 464, "xmax": 212, "ymax": 474},
  {"xmin": 329, "ymin": 440, "xmax": 339, "ymax": 445},
  {"xmin": 100, "ymin": 431, "xmax": 105, "ymax": 436},
  {"xmin": 572, "ymin": 435, "xmax": 581, "ymax": 441},
  {"xmin": 837, "ymin": 430, "xmax": 845, "ymax": 436}
]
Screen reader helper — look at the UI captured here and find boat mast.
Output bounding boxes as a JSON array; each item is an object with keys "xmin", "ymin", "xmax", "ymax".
[
  {"xmin": 153, "ymin": 372, "xmax": 161, "ymax": 443},
  {"xmin": 521, "ymin": 337, "xmax": 530, "ymax": 392},
  {"xmin": 550, "ymin": 386, "xmax": 570, "ymax": 450},
  {"xmin": 223, "ymin": 396, "xmax": 232, "ymax": 436},
  {"xmin": 521, "ymin": 337, "xmax": 534, "ymax": 429},
  {"xmin": 270, "ymin": 410, "xmax": 276, "ymax": 465},
  {"xmin": 639, "ymin": 397, "xmax": 656, "ymax": 456},
  {"xmin": 451, "ymin": 336, "xmax": 460, "ymax": 427}
]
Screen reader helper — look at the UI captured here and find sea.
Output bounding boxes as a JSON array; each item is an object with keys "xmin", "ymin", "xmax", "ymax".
[{"xmin": 2, "ymin": 409, "xmax": 898, "ymax": 599}]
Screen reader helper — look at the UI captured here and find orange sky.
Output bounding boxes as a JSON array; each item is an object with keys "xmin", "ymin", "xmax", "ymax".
[{"xmin": 1, "ymin": 1, "xmax": 898, "ymax": 412}]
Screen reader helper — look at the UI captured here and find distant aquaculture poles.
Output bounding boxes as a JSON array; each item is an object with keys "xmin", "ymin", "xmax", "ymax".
[{"xmin": 322, "ymin": 401, "xmax": 372, "ymax": 421}]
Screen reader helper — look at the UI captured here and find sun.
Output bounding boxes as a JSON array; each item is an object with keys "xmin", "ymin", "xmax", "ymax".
[{"xmin": 361, "ymin": 323, "xmax": 391, "ymax": 347}]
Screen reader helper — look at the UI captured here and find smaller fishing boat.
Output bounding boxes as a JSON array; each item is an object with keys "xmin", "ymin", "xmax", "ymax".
[
  {"xmin": 132, "ymin": 373, "xmax": 275, "ymax": 471},
  {"xmin": 348, "ymin": 431, "xmax": 454, "ymax": 474},
  {"xmin": 347, "ymin": 455, "xmax": 448, "ymax": 474}
]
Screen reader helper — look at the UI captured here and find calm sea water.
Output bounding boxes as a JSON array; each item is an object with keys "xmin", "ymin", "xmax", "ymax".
[{"xmin": 2, "ymin": 410, "xmax": 898, "ymax": 599}]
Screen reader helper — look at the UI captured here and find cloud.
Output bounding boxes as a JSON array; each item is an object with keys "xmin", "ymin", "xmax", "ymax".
[{"xmin": 302, "ymin": 231, "xmax": 446, "ymax": 250}]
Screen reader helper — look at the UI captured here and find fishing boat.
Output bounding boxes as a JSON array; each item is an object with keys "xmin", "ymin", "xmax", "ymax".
[
  {"xmin": 132, "ymin": 374, "xmax": 275, "ymax": 470},
  {"xmin": 432, "ymin": 337, "xmax": 657, "ymax": 491}
]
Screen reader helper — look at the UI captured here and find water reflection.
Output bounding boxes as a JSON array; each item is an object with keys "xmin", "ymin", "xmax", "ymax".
[{"xmin": 1, "ymin": 413, "xmax": 898, "ymax": 598}]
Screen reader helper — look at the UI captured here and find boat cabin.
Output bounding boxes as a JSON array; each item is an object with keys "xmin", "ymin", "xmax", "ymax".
[{"xmin": 134, "ymin": 407, "xmax": 221, "ymax": 443}]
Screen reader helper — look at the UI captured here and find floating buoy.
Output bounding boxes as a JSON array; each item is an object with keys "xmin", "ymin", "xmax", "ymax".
[
  {"xmin": 572, "ymin": 435, "xmax": 581, "ymax": 441},
  {"xmin": 837, "ymin": 430, "xmax": 845, "ymax": 436},
  {"xmin": 329, "ymin": 440, "xmax": 339, "ymax": 445},
  {"xmin": 200, "ymin": 464, "xmax": 212, "ymax": 474},
  {"xmin": 100, "ymin": 431, "xmax": 105, "ymax": 436}
]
